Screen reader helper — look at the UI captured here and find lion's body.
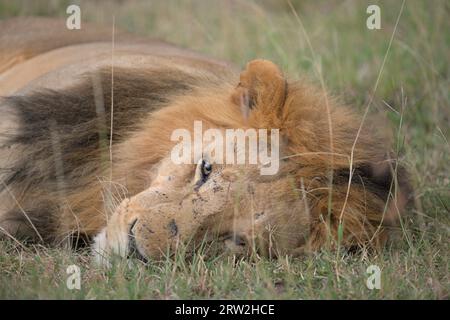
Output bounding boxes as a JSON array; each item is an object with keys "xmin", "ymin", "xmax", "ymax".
[{"xmin": 0, "ymin": 18, "xmax": 410, "ymax": 261}]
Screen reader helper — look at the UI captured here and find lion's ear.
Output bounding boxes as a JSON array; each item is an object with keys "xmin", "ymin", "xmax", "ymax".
[{"xmin": 231, "ymin": 59, "xmax": 287, "ymax": 117}]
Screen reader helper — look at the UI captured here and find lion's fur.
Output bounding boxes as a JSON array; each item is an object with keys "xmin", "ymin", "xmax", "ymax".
[
  {"xmin": 0, "ymin": 18, "xmax": 412, "ymax": 257},
  {"xmin": 1, "ymin": 67, "xmax": 239, "ymax": 244}
]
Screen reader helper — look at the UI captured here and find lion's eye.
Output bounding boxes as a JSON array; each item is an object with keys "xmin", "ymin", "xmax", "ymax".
[
  {"xmin": 194, "ymin": 159, "xmax": 212, "ymax": 188},
  {"xmin": 201, "ymin": 160, "xmax": 212, "ymax": 178},
  {"xmin": 194, "ymin": 159, "xmax": 212, "ymax": 189}
]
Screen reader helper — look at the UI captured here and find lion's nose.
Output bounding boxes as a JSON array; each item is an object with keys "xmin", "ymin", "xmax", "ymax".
[{"xmin": 127, "ymin": 220, "xmax": 148, "ymax": 263}]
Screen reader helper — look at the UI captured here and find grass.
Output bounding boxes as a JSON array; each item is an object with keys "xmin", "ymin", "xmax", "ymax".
[{"xmin": 0, "ymin": 0, "xmax": 448, "ymax": 299}]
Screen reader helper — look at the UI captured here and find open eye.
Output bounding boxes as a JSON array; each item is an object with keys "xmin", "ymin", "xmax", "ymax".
[
  {"xmin": 194, "ymin": 159, "xmax": 212, "ymax": 189},
  {"xmin": 201, "ymin": 160, "xmax": 212, "ymax": 178}
]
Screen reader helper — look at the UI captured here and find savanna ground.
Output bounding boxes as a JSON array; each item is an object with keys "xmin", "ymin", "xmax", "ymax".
[{"xmin": 0, "ymin": 0, "xmax": 448, "ymax": 299}]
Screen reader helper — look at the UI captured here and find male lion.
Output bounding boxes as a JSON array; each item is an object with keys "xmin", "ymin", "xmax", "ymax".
[{"xmin": 0, "ymin": 18, "xmax": 411, "ymax": 265}]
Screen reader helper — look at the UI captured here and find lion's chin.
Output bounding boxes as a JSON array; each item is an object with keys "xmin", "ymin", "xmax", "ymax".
[{"xmin": 91, "ymin": 227, "xmax": 130, "ymax": 268}]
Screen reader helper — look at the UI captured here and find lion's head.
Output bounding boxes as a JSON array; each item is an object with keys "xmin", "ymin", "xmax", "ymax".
[{"xmin": 92, "ymin": 60, "xmax": 411, "ymax": 266}]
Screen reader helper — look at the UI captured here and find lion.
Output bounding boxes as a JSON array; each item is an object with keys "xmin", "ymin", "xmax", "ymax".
[{"xmin": 0, "ymin": 18, "xmax": 412, "ymax": 265}]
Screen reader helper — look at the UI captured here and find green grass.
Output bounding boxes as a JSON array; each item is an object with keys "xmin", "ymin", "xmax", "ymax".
[{"xmin": 0, "ymin": 0, "xmax": 448, "ymax": 299}]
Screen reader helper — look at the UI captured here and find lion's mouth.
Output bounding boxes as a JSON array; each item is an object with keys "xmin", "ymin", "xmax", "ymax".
[
  {"xmin": 127, "ymin": 219, "xmax": 148, "ymax": 263},
  {"xmin": 91, "ymin": 222, "xmax": 148, "ymax": 267}
]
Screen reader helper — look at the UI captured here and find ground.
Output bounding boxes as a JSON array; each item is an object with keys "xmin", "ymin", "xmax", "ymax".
[{"xmin": 0, "ymin": 0, "xmax": 448, "ymax": 299}]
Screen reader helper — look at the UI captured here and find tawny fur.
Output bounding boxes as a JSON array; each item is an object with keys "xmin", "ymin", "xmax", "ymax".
[{"xmin": 0, "ymin": 18, "xmax": 411, "ymax": 258}]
